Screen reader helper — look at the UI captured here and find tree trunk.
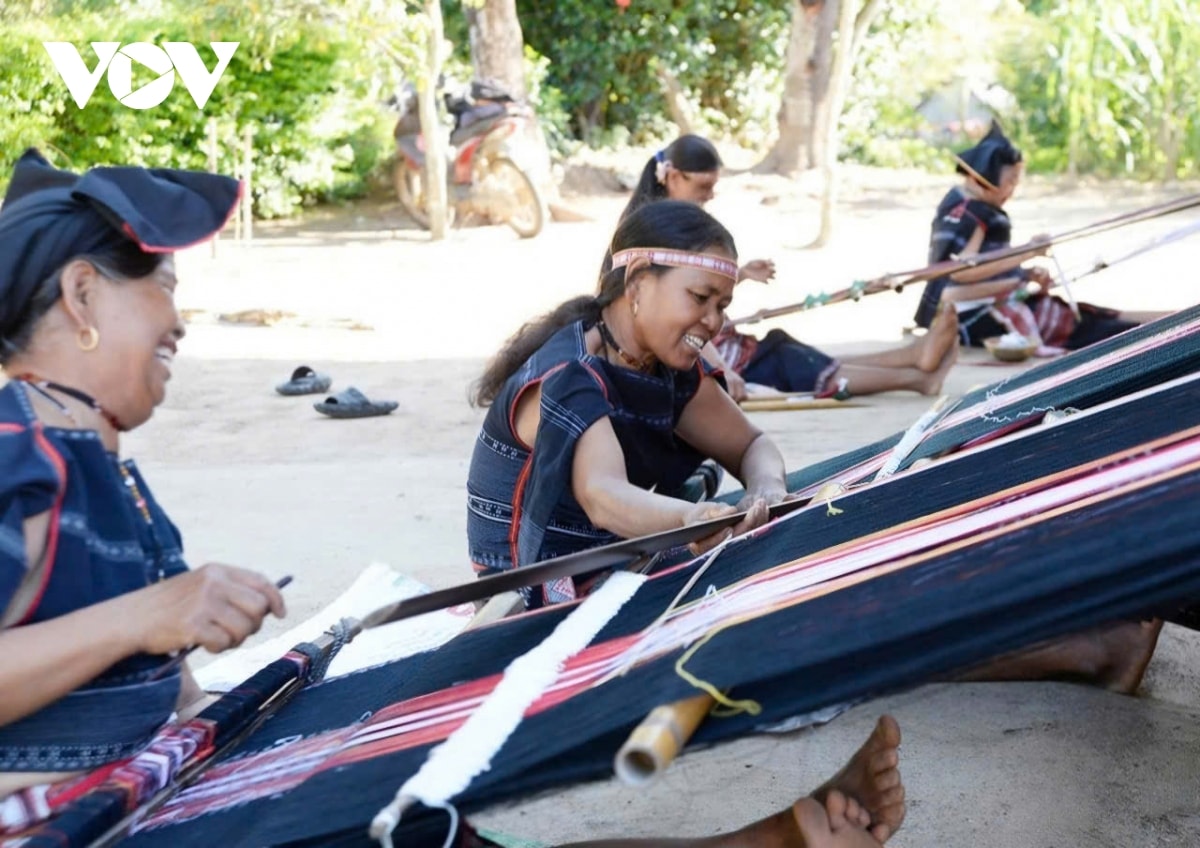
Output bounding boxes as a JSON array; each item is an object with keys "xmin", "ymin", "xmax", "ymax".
[
  {"xmin": 656, "ymin": 64, "xmax": 696, "ymax": 136},
  {"xmin": 811, "ymin": 0, "xmax": 885, "ymax": 247},
  {"xmin": 465, "ymin": 0, "xmax": 564, "ymax": 216},
  {"xmin": 756, "ymin": 0, "xmax": 827, "ymax": 174},
  {"xmin": 465, "ymin": 0, "xmax": 527, "ymax": 99},
  {"xmin": 421, "ymin": 0, "xmax": 449, "ymax": 240}
]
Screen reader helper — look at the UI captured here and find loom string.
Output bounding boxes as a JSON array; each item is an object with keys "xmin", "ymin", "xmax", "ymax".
[{"xmin": 123, "ymin": 418, "xmax": 1200, "ymax": 836}]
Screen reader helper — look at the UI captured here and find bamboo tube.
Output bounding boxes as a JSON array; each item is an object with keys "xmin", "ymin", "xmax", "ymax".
[{"xmin": 614, "ymin": 693, "xmax": 715, "ymax": 785}]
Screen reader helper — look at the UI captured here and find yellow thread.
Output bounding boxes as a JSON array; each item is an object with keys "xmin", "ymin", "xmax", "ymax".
[
  {"xmin": 674, "ymin": 627, "xmax": 762, "ymax": 717},
  {"xmin": 825, "ymin": 500, "xmax": 844, "ymax": 517}
]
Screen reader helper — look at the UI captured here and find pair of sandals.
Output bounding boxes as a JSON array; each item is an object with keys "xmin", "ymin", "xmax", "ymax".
[{"xmin": 275, "ymin": 366, "xmax": 398, "ymax": 419}]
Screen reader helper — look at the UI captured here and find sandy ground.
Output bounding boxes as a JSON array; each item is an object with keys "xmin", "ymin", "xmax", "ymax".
[{"xmin": 114, "ymin": 162, "xmax": 1200, "ymax": 846}]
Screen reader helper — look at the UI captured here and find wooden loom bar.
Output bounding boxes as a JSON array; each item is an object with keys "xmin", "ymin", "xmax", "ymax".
[{"xmin": 731, "ymin": 193, "xmax": 1200, "ymax": 326}]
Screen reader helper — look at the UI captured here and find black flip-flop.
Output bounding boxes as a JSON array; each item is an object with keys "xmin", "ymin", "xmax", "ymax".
[
  {"xmin": 313, "ymin": 387, "xmax": 398, "ymax": 419},
  {"xmin": 276, "ymin": 365, "xmax": 332, "ymax": 396}
]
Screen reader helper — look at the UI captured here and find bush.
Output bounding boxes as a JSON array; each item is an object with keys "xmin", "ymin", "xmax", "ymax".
[{"xmin": 0, "ymin": 2, "xmax": 399, "ymax": 217}]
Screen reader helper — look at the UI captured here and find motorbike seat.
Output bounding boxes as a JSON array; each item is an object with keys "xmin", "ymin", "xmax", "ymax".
[{"xmin": 396, "ymin": 134, "xmax": 425, "ymax": 168}]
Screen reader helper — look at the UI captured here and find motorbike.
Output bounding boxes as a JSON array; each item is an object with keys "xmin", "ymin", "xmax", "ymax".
[{"xmin": 392, "ymin": 79, "xmax": 547, "ymax": 239}]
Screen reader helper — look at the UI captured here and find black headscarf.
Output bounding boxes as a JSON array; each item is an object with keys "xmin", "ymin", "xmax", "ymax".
[
  {"xmin": 0, "ymin": 148, "xmax": 241, "ymax": 341},
  {"xmin": 954, "ymin": 122, "xmax": 1023, "ymax": 190}
]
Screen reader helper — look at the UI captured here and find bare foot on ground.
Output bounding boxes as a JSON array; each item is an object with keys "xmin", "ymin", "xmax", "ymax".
[
  {"xmin": 811, "ymin": 715, "xmax": 906, "ymax": 842},
  {"xmin": 1101, "ymin": 619, "xmax": 1164, "ymax": 694},
  {"xmin": 919, "ymin": 342, "xmax": 959, "ymax": 395},
  {"xmin": 958, "ymin": 619, "xmax": 1163, "ymax": 694},
  {"xmin": 917, "ymin": 303, "xmax": 959, "ymax": 372}
]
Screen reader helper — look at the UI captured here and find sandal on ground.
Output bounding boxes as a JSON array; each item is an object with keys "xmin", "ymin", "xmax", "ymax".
[
  {"xmin": 313, "ymin": 387, "xmax": 398, "ymax": 419},
  {"xmin": 275, "ymin": 365, "xmax": 333, "ymax": 396}
]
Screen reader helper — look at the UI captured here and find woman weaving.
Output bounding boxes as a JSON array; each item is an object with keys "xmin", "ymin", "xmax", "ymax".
[
  {"xmin": 913, "ymin": 122, "xmax": 1168, "ymax": 350},
  {"xmin": 0, "ymin": 150, "xmax": 286, "ymax": 811},
  {"xmin": 467, "ymin": 201, "xmax": 789, "ymax": 608},
  {"xmin": 620, "ymin": 135, "xmax": 960, "ymax": 402},
  {"xmin": 0, "ymin": 155, "xmax": 906, "ymax": 848}
]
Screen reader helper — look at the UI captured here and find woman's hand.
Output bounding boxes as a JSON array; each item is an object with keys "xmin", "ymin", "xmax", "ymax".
[
  {"xmin": 736, "ymin": 486, "xmax": 787, "ymax": 510},
  {"xmin": 126, "ymin": 564, "xmax": 287, "ymax": 656},
  {"xmin": 738, "ymin": 259, "xmax": 776, "ymax": 284},
  {"xmin": 724, "ymin": 369, "xmax": 749, "ymax": 403},
  {"xmin": 683, "ymin": 498, "xmax": 770, "ymax": 556}
]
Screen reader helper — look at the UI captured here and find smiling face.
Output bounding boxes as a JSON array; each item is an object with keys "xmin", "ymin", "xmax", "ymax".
[
  {"xmin": 664, "ymin": 168, "xmax": 719, "ymax": 207},
  {"xmin": 627, "ymin": 252, "xmax": 735, "ymax": 370},
  {"xmin": 83, "ymin": 255, "xmax": 184, "ymax": 427}
]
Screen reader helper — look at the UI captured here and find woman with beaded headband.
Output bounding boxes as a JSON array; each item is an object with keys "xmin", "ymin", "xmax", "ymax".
[
  {"xmin": 0, "ymin": 155, "xmax": 905, "ymax": 848},
  {"xmin": 914, "ymin": 122, "xmax": 1168, "ymax": 350},
  {"xmin": 0, "ymin": 150, "xmax": 287, "ymax": 811},
  {"xmin": 468, "ymin": 201, "xmax": 789, "ymax": 608},
  {"xmin": 617, "ymin": 136, "xmax": 960, "ymax": 402}
]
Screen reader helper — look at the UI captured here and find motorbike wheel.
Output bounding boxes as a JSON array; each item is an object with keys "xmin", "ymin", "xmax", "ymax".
[
  {"xmin": 488, "ymin": 157, "xmax": 545, "ymax": 239},
  {"xmin": 393, "ymin": 160, "xmax": 431, "ymax": 230}
]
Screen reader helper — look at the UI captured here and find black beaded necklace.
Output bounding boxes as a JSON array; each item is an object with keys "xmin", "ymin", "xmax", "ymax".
[
  {"xmin": 15, "ymin": 374, "xmax": 126, "ymax": 431},
  {"xmin": 596, "ymin": 320, "xmax": 655, "ymax": 373}
]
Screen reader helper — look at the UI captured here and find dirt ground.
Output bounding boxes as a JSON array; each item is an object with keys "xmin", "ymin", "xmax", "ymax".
[{"xmin": 119, "ymin": 157, "xmax": 1200, "ymax": 846}]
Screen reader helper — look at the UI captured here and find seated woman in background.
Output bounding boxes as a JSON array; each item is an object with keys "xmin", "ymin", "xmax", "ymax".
[
  {"xmin": 0, "ymin": 149, "xmax": 286, "ymax": 813},
  {"xmin": 620, "ymin": 135, "xmax": 959, "ymax": 402},
  {"xmin": 913, "ymin": 122, "xmax": 1168, "ymax": 350},
  {"xmin": 467, "ymin": 201, "xmax": 787, "ymax": 607}
]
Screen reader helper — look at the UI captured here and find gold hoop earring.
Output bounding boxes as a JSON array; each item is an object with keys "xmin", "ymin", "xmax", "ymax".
[{"xmin": 78, "ymin": 326, "xmax": 100, "ymax": 352}]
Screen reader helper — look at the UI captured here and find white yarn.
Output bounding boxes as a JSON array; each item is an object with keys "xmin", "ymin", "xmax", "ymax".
[
  {"xmin": 875, "ymin": 396, "xmax": 950, "ymax": 480},
  {"xmin": 370, "ymin": 571, "xmax": 646, "ymax": 843}
]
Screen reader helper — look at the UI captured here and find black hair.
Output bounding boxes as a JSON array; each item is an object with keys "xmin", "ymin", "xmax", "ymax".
[
  {"xmin": 472, "ymin": 200, "xmax": 737, "ymax": 407},
  {"xmin": 617, "ymin": 135, "xmax": 722, "ymax": 223},
  {"xmin": 0, "ymin": 242, "xmax": 166, "ymax": 366}
]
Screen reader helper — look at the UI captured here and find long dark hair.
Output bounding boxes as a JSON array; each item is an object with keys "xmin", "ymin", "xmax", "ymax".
[
  {"xmin": 618, "ymin": 135, "xmax": 722, "ymax": 223},
  {"xmin": 0, "ymin": 242, "xmax": 165, "ymax": 365},
  {"xmin": 472, "ymin": 200, "xmax": 736, "ymax": 407}
]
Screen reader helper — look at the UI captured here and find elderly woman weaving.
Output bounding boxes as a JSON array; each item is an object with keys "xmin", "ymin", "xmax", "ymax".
[{"xmin": 0, "ymin": 150, "xmax": 286, "ymax": 810}]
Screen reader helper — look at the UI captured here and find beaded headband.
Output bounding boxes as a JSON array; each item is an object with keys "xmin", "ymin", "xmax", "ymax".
[{"xmin": 610, "ymin": 248, "xmax": 738, "ymax": 282}]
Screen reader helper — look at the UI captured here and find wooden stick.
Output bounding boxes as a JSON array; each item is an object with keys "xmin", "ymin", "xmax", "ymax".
[
  {"xmin": 740, "ymin": 396, "xmax": 864, "ymax": 412},
  {"xmin": 614, "ymin": 693, "xmax": 715, "ymax": 785}
]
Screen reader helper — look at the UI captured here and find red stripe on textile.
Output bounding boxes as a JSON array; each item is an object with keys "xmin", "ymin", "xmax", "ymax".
[
  {"xmin": 18, "ymin": 426, "xmax": 67, "ymax": 625},
  {"xmin": 0, "ymin": 423, "xmax": 25, "ymax": 433}
]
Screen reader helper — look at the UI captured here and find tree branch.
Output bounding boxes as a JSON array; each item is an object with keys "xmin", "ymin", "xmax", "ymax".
[{"xmin": 851, "ymin": 0, "xmax": 887, "ymax": 56}]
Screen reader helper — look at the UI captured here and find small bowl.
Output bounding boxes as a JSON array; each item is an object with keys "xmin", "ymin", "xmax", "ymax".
[{"xmin": 984, "ymin": 336, "xmax": 1037, "ymax": 363}]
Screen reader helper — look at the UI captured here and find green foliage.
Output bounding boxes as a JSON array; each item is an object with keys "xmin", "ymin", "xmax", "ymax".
[
  {"xmin": 1000, "ymin": 0, "xmax": 1200, "ymax": 179},
  {"xmin": 0, "ymin": 0, "xmax": 403, "ymax": 217},
  {"xmin": 510, "ymin": 0, "xmax": 790, "ymax": 143}
]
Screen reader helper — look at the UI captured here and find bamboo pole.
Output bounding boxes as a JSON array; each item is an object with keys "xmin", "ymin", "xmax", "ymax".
[{"xmin": 614, "ymin": 693, "xmax": 715, "ymax": 786}]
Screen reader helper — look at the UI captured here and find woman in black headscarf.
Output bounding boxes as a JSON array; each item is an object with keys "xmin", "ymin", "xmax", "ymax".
[
  {"xmin": 913, "ymin": 123, "xmax": 1165, "ymax": 351},
  {"xmin": 0, "ymin": 150, "xmax": 286, "ymax": 812}
]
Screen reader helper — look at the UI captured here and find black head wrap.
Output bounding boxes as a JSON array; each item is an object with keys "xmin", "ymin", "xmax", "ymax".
[
  {"xmin": 0, "ymin": 148, "xmax": 240, "ymax": 341},
  {"xmin": 954, "ymin": 122, "xmax": 1023, "ymax": 190}
]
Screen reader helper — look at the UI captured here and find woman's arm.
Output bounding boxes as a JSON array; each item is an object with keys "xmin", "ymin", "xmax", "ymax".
[
  {"xmin": 699, "ymin": 342, "xmax": 747, "ymax": 402},
  {"xmin": 0, "ymin": 544, "xmax": 286, "ymax": 728},
  {"xmin": 675, "ymin": 377, "xmax": 787, "ymax": 503},
  {"xmin": 947, "ymin": 226, "xmax": 1046, "ymax": 285},
  {"xmin": 570, "ymin": 417, "xmax": 700, "ymax": 538}
]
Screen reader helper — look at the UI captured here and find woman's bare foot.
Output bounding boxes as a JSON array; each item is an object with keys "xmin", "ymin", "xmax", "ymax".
[
  {"xmin": 1100, "ymin": 619, "xmax": 1163, "ymax": 694},
  {"xmin": 811, "ymin": 716, "xmax": 905, "ymax": 842},
  {"xmin": 917, "ymin": 303, "xmax": 959, "ymax": 372},
  {"xmin": 958, "ymin": 619, "xmax": 1163, "ymax": 695},
  {"xmin": 918, "ymin": 341, "xmax": 958, "ymax": 395}
]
